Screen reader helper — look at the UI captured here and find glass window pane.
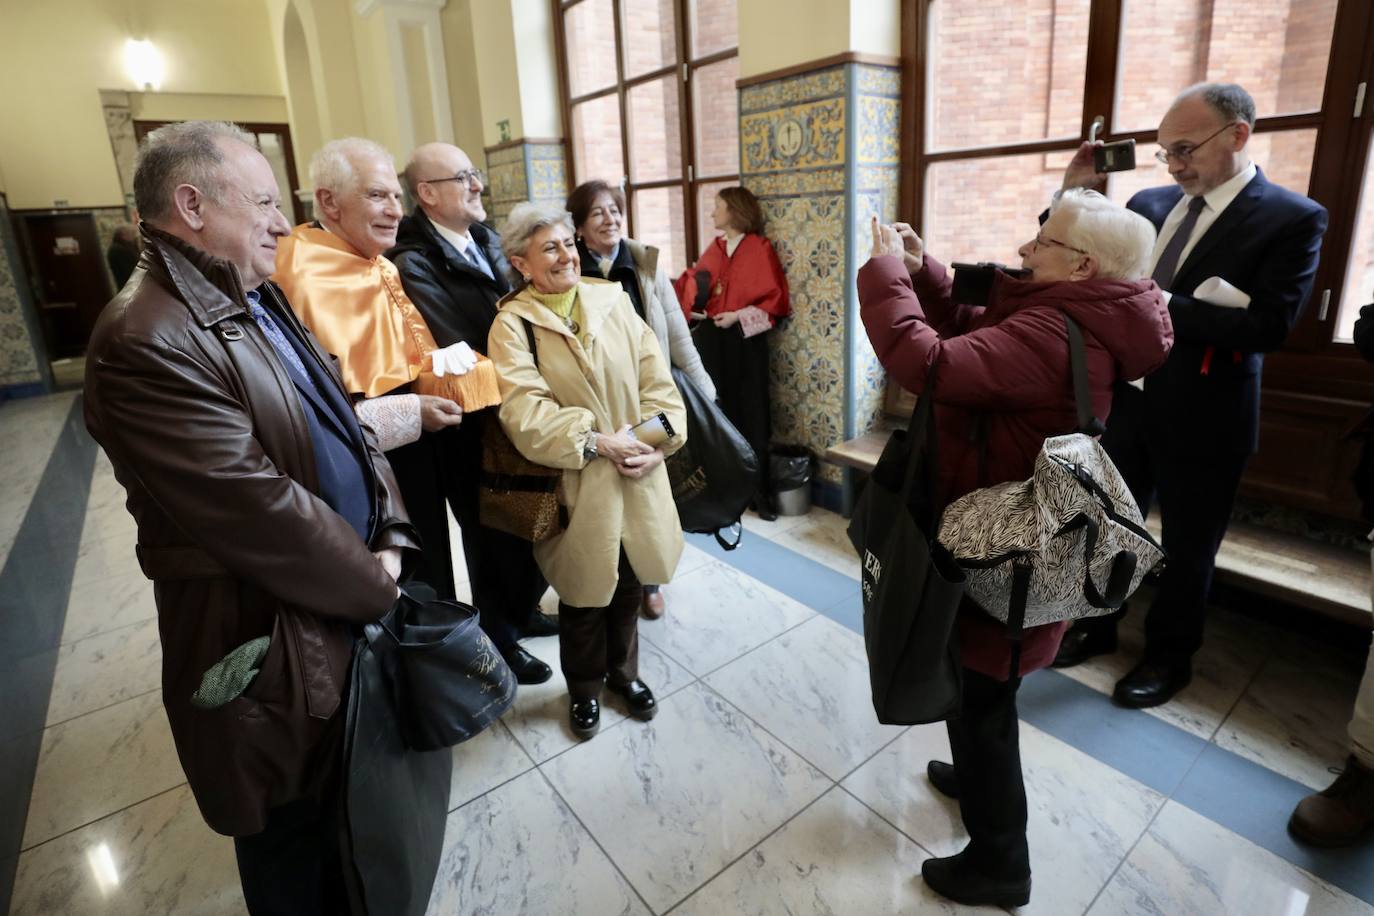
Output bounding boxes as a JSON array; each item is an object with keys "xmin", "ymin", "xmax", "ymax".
[
  {"xmin": 627, "ymin": 76, "xmax": 682, "ymax": 183},
  {"xmin": 1107, "ymin": 127, "xmax": 1317, "ymax": 203},
  {"xmin": 692, "ymin": 57, "xmax": 739, "ymax": 177},
  {"xmin": 1115, "ymin": 0, "xmax": 1337, "ymax": 132},
  {"xmin": 565, "ymin": 0, "xmax": 617, "ymax": 98},
  {"xmin": 927, "ymin": 0, "xmax": 1089, "ymax": 152},
  {"xmin": 689, "ymin": 0, "xmax": 736, "ymax": 59},
  {"xmin": 571, "ymin": 94, "xmax": 626, "ymax": 185},
  {"xmin": 693, "ymin": 180, "xmax": 735, "ymax": 263},
  {"xmin": 632, "ymin": 185, "xmax": 687, "ymax": 277},
  {"xmin": 924, "ymin": 152, "xmax": 1070, "ymax": 266},
  {"xmin": 1335, "ymin": 139, "xmax": 1374, "ymax": 343},
  {"xmin": 621, "ymin": 0, "xmax": 677, "ymax": 79}
]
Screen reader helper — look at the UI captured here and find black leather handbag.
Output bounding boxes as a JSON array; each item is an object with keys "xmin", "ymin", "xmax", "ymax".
[
  {"xmin": 366, "ymin": 583, "xmax": 517, "ymax": 751},
  {"xmin": 847, "ymin": 364, "xmax": 966, "ymax": 725},
  {"xmin": 665, "ymin": 366, "xmax": 760, "ymax": 549}
]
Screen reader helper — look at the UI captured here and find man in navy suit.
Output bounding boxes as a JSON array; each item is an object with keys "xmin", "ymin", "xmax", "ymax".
[{"xmin": 1052, "ymin": 83, "xmax": 1328, "ymax": 708}]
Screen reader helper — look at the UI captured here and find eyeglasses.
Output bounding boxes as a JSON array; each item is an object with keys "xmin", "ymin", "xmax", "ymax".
[
  {"xmin": 420, "ymin": 168, "xmax": 486, "ymax": 188},
  {"xmin": 1031, "ymin": 231, "xmax": 1086, "ymax": 255},
  {"xmin": 1154, "ymin": 122, "xmax": 1238, "ymax": 166}
]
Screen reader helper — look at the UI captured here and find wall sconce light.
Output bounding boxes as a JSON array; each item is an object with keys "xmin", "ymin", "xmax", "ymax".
[{"xmin": 123, "ymin": 38, "xmax": 165, "ymax": 91}]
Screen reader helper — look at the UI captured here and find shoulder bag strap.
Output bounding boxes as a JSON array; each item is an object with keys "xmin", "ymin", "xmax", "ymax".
[
  {"xmin": 522, "ymin": 317, "xmax": 538, "ymax": 367},
  {"xmin": 1063, "ymin": 314, "xmax": 1106, "ymax": 436}
]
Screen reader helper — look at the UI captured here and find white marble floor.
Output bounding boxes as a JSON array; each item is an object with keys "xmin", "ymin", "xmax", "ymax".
[{"xmin": 5, "ymin": 388, "xmax": 1374, "ymax": 916}]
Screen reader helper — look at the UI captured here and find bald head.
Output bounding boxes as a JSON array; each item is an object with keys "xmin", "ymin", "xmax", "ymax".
[{"xmin": 405, "ymin": 142, "xmax": 487, "ymax": 234}]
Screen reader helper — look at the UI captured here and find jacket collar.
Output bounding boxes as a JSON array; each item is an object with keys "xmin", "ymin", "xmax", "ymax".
[
  {"xmin": 398, "ymin": 207, "xmax": 508, "ymax": 283},
  {"xmin": 1172, "ymin": 167, "xmax": 1268, "ymax": 288},
  {"xmin": 138, "ymin": 223, "xmax": 253, "ymax": 328},
  {"xmin": 499, "ymin": 278, "xmax": 623, "ymax": 342}
]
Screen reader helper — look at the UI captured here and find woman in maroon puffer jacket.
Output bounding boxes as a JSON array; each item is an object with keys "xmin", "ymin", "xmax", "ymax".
[{"xmin": 857, "ymin": 189, "xmax": 1173, "ymax": 907}]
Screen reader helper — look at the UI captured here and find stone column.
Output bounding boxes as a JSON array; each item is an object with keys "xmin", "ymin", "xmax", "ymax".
[{"xmin": 738, "ymin": 58, "xmax": 900, "ymax": 508}]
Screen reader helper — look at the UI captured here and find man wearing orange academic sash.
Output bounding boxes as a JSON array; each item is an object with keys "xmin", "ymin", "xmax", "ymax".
[{"xmin": 274, "ymin": 137, "xmax": 551, "ymax": 685}]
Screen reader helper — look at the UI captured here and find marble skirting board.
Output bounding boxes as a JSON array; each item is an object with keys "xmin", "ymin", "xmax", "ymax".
[{"xmin": 739, "ymin": 60, "xmax": 900, "ymax": 486}]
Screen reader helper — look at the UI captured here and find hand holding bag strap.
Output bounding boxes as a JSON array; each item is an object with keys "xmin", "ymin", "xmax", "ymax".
[{"xmin": 1063, "ymin": 314, "xmax": 1106, "ymax": 437}]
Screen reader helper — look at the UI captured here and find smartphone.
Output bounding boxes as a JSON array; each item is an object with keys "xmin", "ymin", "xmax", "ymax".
[
  {"xmin": 1093, "ymin": 139, "xmax": 1136, "ymax": 173},
  {"xmin": 628, "ymin": 412, "xmax": 675, "ymax": 448}
]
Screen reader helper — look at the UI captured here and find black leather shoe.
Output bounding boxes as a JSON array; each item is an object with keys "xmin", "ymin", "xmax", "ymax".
[
  {"xmin": 750, "ymin": 496, "xmax": 778, "ymax": 522},
  {"xmin": 927, "ymin": 760, "xmax": 960, "ymax": 800},
  {"xmin": 608, "ymin": 679, "xmax": 657, "ymax": 720},
  {"xmin": 502, "ymin": 646, "xmax": 553, "ymax": 685},
  {"xmin": 521, "ymin": 611, "xmax": 560, "ymax": 639},
  {"xmin": 921, "ymin": 849, "xmax": 1030, "ymax": 907},
  {"xmin": 1113, "ymin": 661, "xmax": 1191, "ymax": 709},
  {"xmin": 570, "ymin": 698, "xmax": 600, "ymax": 739},
  {"xmin": 1052, "ymin": 623, "xmax": 1118, "ymax": 668}
]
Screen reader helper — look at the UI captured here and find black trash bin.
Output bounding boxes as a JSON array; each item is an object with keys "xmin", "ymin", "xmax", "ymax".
[{"xmin": 769, "ymin": 445, "xmax": 814, "ymax": 516}]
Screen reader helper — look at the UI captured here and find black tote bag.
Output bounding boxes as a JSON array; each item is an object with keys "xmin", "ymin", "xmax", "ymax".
[
  {"xmin": 369, "ymin": 583, "xmax": 517, "ymax": 751},
  {"xmin": 847, "ymin": 367, "xmax": 966, "ymax": 725},
  {"xmin": 665, "ymin": 366, "xmax": 760, "ymax": 549},
  {"xmin": 340, "ymin": 633, "xmax": 451, "ymax": 916}
]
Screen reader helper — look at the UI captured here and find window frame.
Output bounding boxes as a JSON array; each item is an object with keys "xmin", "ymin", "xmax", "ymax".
[
  {"xmin": 553, "ymin": 0, "xmax": 740, "ymax": 270},
  {"xmin": 899, "ymin": 0, "xmax": 1374, "ymax": 404}
]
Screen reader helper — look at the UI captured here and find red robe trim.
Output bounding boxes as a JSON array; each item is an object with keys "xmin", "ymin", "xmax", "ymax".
[{"xmin": 674, "ymin": 234, "xmax": 791, "ymax": 326}]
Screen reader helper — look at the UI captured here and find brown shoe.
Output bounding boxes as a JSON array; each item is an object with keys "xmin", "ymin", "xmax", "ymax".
[
  {"xmin": 1288, "ymin": 755, "xmax": 1374, "ymax": 847},
  {"xmin": 641, "ymin": 585, "xmax": 665, "ymax": 620}
]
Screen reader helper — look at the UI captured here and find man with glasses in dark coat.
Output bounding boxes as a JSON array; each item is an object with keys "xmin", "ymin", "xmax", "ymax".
[
  {"xmin": 1052, "ymin": 82, "xmax": 1329, "ymax": 708},
  {"xmin": 388, "ymin": 142, "xmax": 558, "ymax": 682}
]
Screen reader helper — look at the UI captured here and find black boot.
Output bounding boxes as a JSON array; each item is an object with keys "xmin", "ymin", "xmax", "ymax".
[
  {"xmin": 927, "ymin": 760, "xmax": 959, "ymax": 800},
  {"xmin": 608, "ymin": 679, "xmax": 657, "ymax": 721},
  {"xmin": 570, "ymin": 698, "xmax": 600, "ymax": 739},
  {"xmin": 921, "ymin": 848, "xmax": 1031, "ymax": 907},
  {"xmin": 751, "ymin": 494, "xmax": 778, "ymax": 522},
  {"xmin": 502, "ymin": 646, "xmax": 553, "ymax": 685}
]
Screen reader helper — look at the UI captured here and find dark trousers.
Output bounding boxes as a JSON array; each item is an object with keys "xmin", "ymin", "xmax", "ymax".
[
  {"xmin": 1076, "ymin": 384, "xmax": 1249, "ymax": 664},
  {"xmin": 388, "ymin": 422, "xmax": 547, "ymax": 654},
  {"xmin": 694, "ymin": 320, "xmax": 772, "ymax": 499},
  {"xmin": 559, "ymin": 552, "xmax": 642, "ymax": 700},
  {"xmin": 947, "ymin": 669, "xmax": 1030, "ymax": 880},
  {"xmin": 234, "ymin": 798, "xmax": 352, "ymax": 916}
]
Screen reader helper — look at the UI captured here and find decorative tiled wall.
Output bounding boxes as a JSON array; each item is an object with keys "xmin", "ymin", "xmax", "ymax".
[
  {"xmin": 739, "ymin": 61, "xmax": 901, "ymax": 488},
  {"xmin": 484, "ymin": 139, "xmax": 569, "ymax": 225},
  {"xmin": 0, "ymin": 193, "xmax": 48, "ymax": 393}
]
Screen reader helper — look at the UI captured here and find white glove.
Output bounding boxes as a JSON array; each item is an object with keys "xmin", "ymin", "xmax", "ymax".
[{"xmin": 431, "ymin": 341, "xmax": 478, "ymax": 377}]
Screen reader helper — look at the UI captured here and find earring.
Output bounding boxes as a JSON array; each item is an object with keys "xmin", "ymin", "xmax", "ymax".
[{"xmin": 523, "ymin": 274, "xmax": 532, "ymax": 282}]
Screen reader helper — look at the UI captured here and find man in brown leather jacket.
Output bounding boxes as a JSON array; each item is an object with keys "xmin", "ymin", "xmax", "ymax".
[{"xmin": 84, "ymin": 121, "xmax": 418, "ymax": 915}]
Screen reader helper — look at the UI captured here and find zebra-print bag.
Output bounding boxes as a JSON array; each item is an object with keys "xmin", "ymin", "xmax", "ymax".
[{"xmin": 936, "ymin": 315, "xmax": 1164, "ymax": 631}]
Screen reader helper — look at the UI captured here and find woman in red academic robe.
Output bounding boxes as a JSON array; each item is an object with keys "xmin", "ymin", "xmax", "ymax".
[{"xmin": 675, "ymin": 187, "xmax": 791, "ymax": 518}]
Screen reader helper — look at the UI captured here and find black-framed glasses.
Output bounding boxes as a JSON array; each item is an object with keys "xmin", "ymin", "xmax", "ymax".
[
  {"xmin": 420, "ymin": 168, "xmax": 486, "ymax": 187},
  {"xmin": 1154, "ymin": 122, "xmax": 1238, "ymax": 166},
  {"xmin": 1032, "ymin": 231, "xmax": 1087, "ymax": 255}
]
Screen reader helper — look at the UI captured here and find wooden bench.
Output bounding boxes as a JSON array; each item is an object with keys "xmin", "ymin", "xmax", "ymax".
[{"xmin": 825, "ymin": 382, "xmax": 1372, "ymax": 628}]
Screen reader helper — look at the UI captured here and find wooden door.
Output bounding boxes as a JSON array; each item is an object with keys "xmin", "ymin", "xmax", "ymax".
[{"xmin": 21, "ymin": 213, "xmax": 112, "ymax": 359}]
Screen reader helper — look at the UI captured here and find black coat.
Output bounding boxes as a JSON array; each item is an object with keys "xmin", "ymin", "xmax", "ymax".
[
  {"xmin": 1126, "ymin": 168, "xmax": 1328, "ymax": 455},
  {"xmin": 1352, "ymin": 305, "xmax": 1374, "ymax": 521},
  {"xmin": 388, "ymin": 209, "xmax": 512, "ymax": 351}
]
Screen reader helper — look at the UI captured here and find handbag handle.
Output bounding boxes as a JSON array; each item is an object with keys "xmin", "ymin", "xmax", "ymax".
[
  {"xmin": 1060, "ymin": 512, "xmax": 1138, "ymax": 609},
  {"xmin": 1063, "ymin": 314, "xmax": 1106, "ymax": 437},
  {"xmin": 897, "ymin": 359, "xmax": 943, "ymax": 523}
]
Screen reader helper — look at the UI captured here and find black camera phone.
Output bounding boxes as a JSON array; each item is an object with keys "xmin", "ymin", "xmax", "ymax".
[
  {"xmin": 950, "ymin": 262, "xmax": 1032, "ymax": 308},
  {"xmin": 1088, "ymin": 116, "xmax": 1136, "ymax": 173}
]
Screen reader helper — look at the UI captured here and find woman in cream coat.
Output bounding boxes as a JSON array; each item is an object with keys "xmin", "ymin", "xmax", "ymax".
[{"xmin": 489, "ymin": 201, "xmax": 687, "ymax": 740}]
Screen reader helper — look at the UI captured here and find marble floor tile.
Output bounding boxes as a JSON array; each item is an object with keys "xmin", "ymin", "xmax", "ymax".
[
  {"xmin": 46, "ymin": 618, "xmax": 162, "ymax": 726},
  {"xmin": 1090, "ymin": 801, "xmax": 1374, "ymax": 916},
  {"xmin": 426, "ymin": 769, "xmax": 648, "ymax": 916},
  {"xmin": 501, "ymin": 634, "xmax": 695, "ymax": 764},
  {"xmin": 673, "ymin": 788, "xmax": 975, "ymax": 916},
  {"xmin": 1215, "ymin": 638, "xmax": 1364, "ymax": 790},
  {"xmin": 738, "ymin": 506, "xmax": 809, "ymax": 541},
  {"xmin": 10, "ymin": 785, "xmax": 243, "ymax": 916},
  {"xmin": 674, "ymin": 540, "xmax": 715, "ymax": 577},
  {"xmin": 844, "ymin": 721, "xmax": 1165, "ymax": 916},
  {"xmin": 770, "ymin": 508, "xmax": 861, "ymax": 580},
  {"xmin": 541, "ymin": 682, "xmax": 831, "ymax": 913},
  {"xmin": 0, "ymin": 393, "xmax": 79, "ymax": 566},
  {"xmin": 61, "ymin": 568, "xmax": 157, "ymax": 646},
  {"xmin": 69, "ymin": 527, "xmax": 142, "ymax": 592},
  {"xmin": 449, "ymin": 719, "xmax": 535, "ymax": 811},
  {"xmin": 23, "ymin": 691, "xmax": 185, "ymax": 849},
  {"xmin": 637, "ymin": 560, "xmax": 814, "ymax": 676},
  {"xmin": 704, "ymin": 615, "xmax": 906, "ymax": 779},
  {"xmin": 1057, "ymin": 595, "xmax": 1276, "ymax": 740}
]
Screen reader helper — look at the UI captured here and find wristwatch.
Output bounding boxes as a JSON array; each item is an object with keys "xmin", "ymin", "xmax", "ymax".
[{"xmin": 581, "ymin": 430, "xmax": 599, "ymax": 463}]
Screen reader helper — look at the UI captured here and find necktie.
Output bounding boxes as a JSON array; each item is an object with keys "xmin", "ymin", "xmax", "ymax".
[
  {"xmin": 1152, "ymin": 195, "xmax": 1208, "ymax": 288},
  {"xmin": 248, "ymin": 299, "xmax": 316, "ymax": 391},
  {"xmin": 464, "ymin": 242, "xmax": 493, "ymax": 280}
]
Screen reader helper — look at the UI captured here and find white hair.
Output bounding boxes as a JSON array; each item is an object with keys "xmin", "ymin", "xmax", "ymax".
[
  {"xmin": 309, "ymin": 137, "xmax": 394, "ymax": 194},
  {"xmin": 500, "ymin": 202, "xmax": 575, "ymax": 286},
  {"xmin": 1051, "ymin": 189, "xmax": 1158, "ymax": 280}
]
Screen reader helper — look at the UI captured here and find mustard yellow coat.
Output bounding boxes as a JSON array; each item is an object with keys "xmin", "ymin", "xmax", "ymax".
[{"xmin": 488, "ymin": 279, "xmax": 688, "ymax": 607}]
